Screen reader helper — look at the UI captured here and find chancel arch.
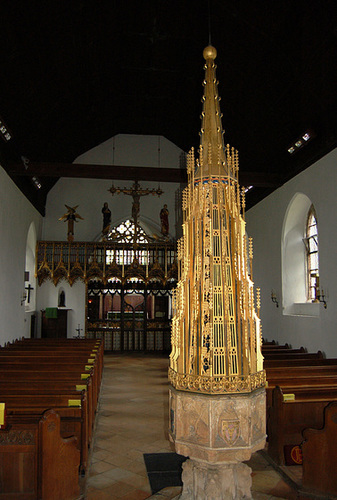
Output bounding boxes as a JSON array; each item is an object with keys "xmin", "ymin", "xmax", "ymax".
[{"xmin": 85, "ymin": 214, "xmax": 176, "ymax": 352}]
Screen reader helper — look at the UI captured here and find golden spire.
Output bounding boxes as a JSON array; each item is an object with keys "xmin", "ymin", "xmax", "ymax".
[
  {"xmin": 195, "ymin": 45, "xmax": 228, "ymax": 180},
  {"xmin": 169, "ymin": 45, "xmax": 265, "ymax": 395}
]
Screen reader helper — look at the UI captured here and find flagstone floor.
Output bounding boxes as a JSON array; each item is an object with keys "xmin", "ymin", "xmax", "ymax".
[{"xmin": 84, "ymin": 354, "xmax": 299, "ymax": 499}]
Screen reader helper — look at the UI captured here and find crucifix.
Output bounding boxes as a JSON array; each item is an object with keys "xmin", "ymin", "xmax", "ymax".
[
  {"xmin": 25, "ymin": 283, "xmax": 34, "ymax": 303},
  {"xmin": 108, "ymin": 180, "xmax": 163, "ymax": 240}
]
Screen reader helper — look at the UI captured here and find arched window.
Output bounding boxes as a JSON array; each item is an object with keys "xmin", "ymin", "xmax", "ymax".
[
  {"xmin": 304, "ymin": 206, "xmax": 319, "ymax": 302},
  {"xmin": 106, "ymin": 219, "xmax": 149, "ymax": 265},
  {"xmin": 107, "ymin": 219, "xmax": 149, "ymax": 243}
]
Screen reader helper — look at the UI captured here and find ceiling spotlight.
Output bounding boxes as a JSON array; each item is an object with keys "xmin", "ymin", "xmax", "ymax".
[
  {"xmin": 288, "ymin": 129, "xmax": 315, "ymax": 155},
  {"xmin": 32, "ymin": 176, "xmax": 42, "ymax": 189},
  {"xmin": 244, "ymin": 185, "xmax": 253, "ymax": 193},
  {"xmin": 0, "ymin": 116, "xmax": 12, "ymax": 142}
]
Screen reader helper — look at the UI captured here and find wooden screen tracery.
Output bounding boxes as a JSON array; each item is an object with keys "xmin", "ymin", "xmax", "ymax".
[{"xmin": 86, "ymin": 279, "xmax": 174, "ymax": 352}]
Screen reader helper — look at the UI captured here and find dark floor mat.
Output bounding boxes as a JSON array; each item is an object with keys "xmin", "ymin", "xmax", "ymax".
[{"xmin": 143, "ymin": 452, "xmax": 187, "ymax": 494}]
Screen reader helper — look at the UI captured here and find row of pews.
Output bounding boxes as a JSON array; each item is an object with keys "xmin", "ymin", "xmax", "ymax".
[
  {"xmin": 263, "ymin": 340, "xmax": 337, "ymax": 498},
  {"xmin": 0, "ymin": 337, "xmax": 104, "ymax": 500}
]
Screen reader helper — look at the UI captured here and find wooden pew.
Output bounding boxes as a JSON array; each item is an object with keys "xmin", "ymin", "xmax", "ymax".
[
  {"xmin": 263, "ymin": 350, "xmax": 323, "ymax": 360},
  {"xmin": 302, "ymin": 402, "xmax": 337, "ymax": 497},
  {"xmin": 265, "ymin": 363, "xmax": 337, "ymax": 421},
  {"xmin": 1, "ymin": 340, "xmax": 104, "ymax": 389},
  {"xmin": 0, "ymin": 409, "xmax": 80, "ymax": 500},
  {"xmin": 263, "ymin": 346, "xmax": 305, "ymax": 354},
  {"xmin": 267, "ymin": 385, "xmax": 337, "ymax": 465},
  {"xmin": 0, "ymin": 357, "xmax": 100, "ymax": 410},
  {"xmin": 265, "ymin": 364, "xmax": 337, "ymax": 380},
  {"xmin": 262, "ymin": 342, "xmax": 289, "ymax": 349},
  {"xmin": 264, "ymin": 357, "xmax": 337, "ymax": 368},
  {"xmin": 0, "ymin": 339, "xmax": 103, "ymax": 474},
  {"xmin": 0, "ymin": 390, "xmax": 89, "ymax": 473},
  {"xmin": 0, "ymin": 368, "xmax": 95, "ymax": 455}
]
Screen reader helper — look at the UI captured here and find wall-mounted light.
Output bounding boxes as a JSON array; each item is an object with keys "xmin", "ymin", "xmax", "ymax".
[
  {"xmin": 315, "ymin": 287, "xmax": 327, "ymax": 309},
  {"xmin": 271, "ymin": 290, "xmax": 279, "ymax": 308},
  {"xmin": 21, "ymin": 291, "xmax": 27, "ymax": 306}
]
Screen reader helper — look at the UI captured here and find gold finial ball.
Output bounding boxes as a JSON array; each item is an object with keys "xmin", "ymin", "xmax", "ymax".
[{"xmin": 203, "ymin": 45, "xmax": 217, "ymax": 60}]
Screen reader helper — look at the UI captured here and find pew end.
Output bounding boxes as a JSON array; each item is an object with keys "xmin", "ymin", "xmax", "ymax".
[
  {"xmin": 302, "ymin": 402, "xmax": 337, "ymax": 497},
  {"xmin": 0, "ymin": 410, "xmax": 81, "ymax": 500}
]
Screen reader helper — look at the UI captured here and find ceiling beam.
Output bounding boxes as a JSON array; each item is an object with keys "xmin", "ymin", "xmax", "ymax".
[{"xmin": 8, "ymin": 161, "xmax": 283, "ymax": 188}]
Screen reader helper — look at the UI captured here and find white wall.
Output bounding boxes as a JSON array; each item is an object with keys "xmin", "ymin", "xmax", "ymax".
[
  {"xmin": 246, "ymin": 147, "xmax": 337, "ymax": 357},
  {"xmin": 42, "ymin": 134, "xmax": 184, "ymax": 242},
  {"xmin": 0, "ymin": 165, "xmax": 42, "ymax": 344}
]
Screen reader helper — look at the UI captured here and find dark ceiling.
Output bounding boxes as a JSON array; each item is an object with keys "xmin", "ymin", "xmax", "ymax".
[{"xmin": 1, "ymin": 1, "xmax": 337, "ymax": 214}]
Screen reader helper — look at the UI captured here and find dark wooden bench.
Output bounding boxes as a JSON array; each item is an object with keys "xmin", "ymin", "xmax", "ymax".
[
  {"xmin": 265, "ymin": 362, "xmax": 337, "ymax": 419},
  {"xmin": 0, "ymin": 339, "xmax": 103, "ymax": 481},
  {"xmin": 0, "ymin": 340, "xmax": 104, "ymax": 389},
  {"xmin": 0, "ymin": 366, "xmax": 96, "ymax": 449},
  {"xmin": 263, "ymin": 350, "xmax": 323, "ymax": 360},
  {"xmin": 0, "ymin": 409, "xmax": 80, "ymax": 500},
  {"xmin": 262, "ymin": 341, "xmax": 289, "ymax": 348},
  {"xmin": 0, "ymin": 354, "xmax": 101, "ymax": 409},
  {"xmin": 0, "ymin": 389, "xmax": 89, "ymax": 472},
  {"xmin": 262, "ymin": 346, "xmax": 305, "ymax": 354},
  {"xmin": 265, "ymin": 364, "xmax": 337, "ymax": 379},
  {"xmin": 264, "ymin": 357, "xmax": 337, "ymax": 367},
  {"xmin": 301, "ymin": 402, "xmax": 337, "ymax": 497},
  {"xmin": 267, "ymin": 385, "xmax": 337, "ymax": 465}
]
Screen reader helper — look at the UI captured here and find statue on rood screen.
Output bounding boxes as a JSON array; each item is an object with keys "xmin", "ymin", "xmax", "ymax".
[
  {"xmin": 58, "ymin": 205, "xmax": 84, "ymax": 242},
  {"xmin": 102, "ymin": 202, "xmax": 111, "ymax": 235},
  {"xmin": 160, "ymin": 204, "xmax": 169, "ymax": 236}
]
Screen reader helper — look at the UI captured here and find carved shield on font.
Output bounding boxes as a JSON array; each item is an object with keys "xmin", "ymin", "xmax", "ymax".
[{"xmin": 221, "ymin": 419, "xmax": 240, "ymax": 446}]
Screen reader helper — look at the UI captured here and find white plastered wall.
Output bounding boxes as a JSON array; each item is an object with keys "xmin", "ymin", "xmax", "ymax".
[
  {"xmin": 0, "ymin": 165, "xmax": 42, "ymax": 344},
  {"xmin": 246, "ymin": 147, "xmax": 337, "ymax": 357}
]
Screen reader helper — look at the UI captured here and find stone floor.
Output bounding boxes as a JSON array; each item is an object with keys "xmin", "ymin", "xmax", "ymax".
[{"xmin": 84, "ymin": 354, "xmax": 299, "ymax": 499}]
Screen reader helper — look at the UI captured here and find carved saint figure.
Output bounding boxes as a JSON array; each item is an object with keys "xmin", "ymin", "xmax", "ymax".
[
  {"xmin": 160, "ymin": 204, "xmax": 169, "ymax": 235},
  {"xmin": 102, "ymin": 202, "xmax": 111, "ymax": 234},
  {"xmin": 59, "ymin": 205, "xmax": 84, "ymax": 242}
]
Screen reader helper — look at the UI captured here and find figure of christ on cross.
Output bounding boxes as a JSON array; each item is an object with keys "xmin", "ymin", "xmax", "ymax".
[{"xmin": 108, "ymin": 180, "xmax": 163, "ymax": 238}]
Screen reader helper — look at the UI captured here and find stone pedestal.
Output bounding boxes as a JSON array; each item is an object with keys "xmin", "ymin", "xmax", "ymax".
[{"xmin": 169, "ymin": 386, "xmax": 266, "ymax": 499}]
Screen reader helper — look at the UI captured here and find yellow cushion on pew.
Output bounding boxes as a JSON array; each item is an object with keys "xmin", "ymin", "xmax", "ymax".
[
  {"xmin": 85, "ymin": 365, "xmax": 91, "ymax": 371},
  {"xmin": 68, "ymin": 399, "xmax": 81, "ymax": 407},
  {"xmin": 92, "ymin": 349, "xmax": 98, "ymax": 352},
  {"xmin": 81, "ymin": 373, "xmax": 90, "ymax": 380},
  {"xmin": 0, "ymin": 403, "xmax": 5, "ymax": 425},
  {"xmin": 88, "ymin": 358, "xmax": 94, "ymax": 364},
  {"xmin": 90, "ymin": 353, "xmax": 96, "ymax": 358},
  {"xmin": 265, "ymin": 381, "xmax": 268, "ymax": 388},
  {"xmin": 76, "ymin": 385, "xmax": 87, "ymax": 391},
  {"xmin": 283, "ymin": 393, "xmax": 295, "ymax": 402}
]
